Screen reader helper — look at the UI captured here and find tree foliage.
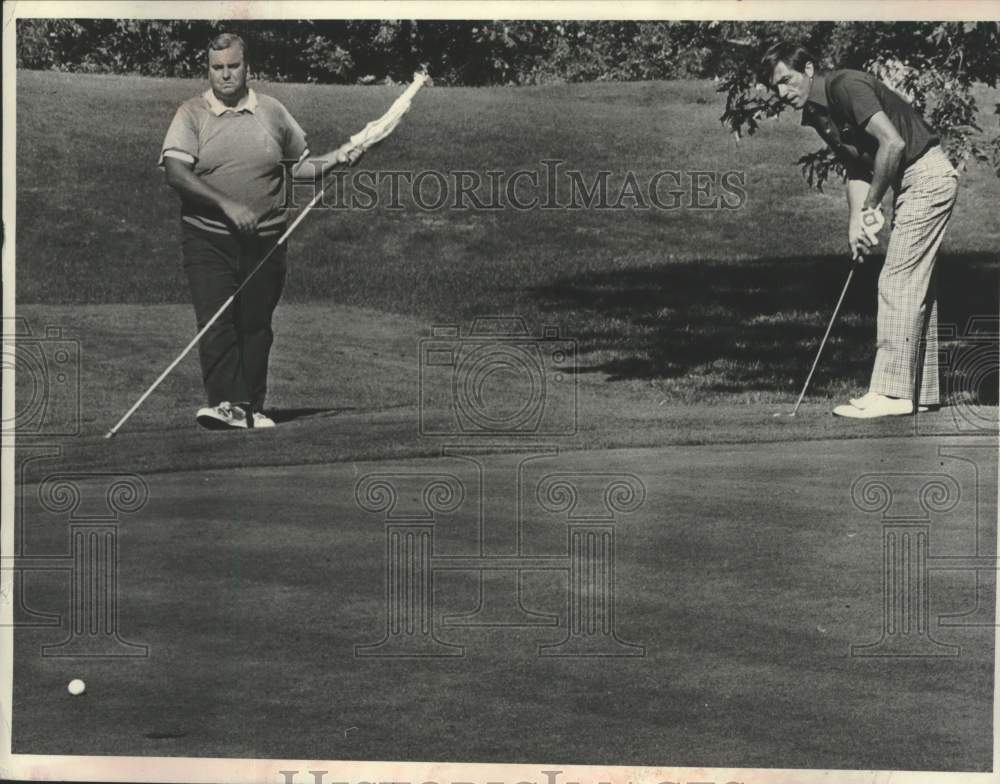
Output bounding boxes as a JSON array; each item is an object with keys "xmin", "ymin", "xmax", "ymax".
[
  {"xmin": 15, "ymin": 19, "xmax": 695, "ymax": 84},
  {"xmin": 16, "ymin": 19, "xmax": 1000, "ymax": 183},
  {"xmin": 704, "ymin": 21, "xmax": 1000, "ymax": 184}
]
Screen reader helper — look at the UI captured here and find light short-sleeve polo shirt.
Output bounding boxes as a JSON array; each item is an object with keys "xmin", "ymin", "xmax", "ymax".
[{"xmin": 159, "ymin": 88, "xmax": 309, "ymax": 236}]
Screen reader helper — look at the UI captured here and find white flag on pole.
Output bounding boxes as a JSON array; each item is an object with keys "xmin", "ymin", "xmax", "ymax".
[{"xmin": 338, "ymin": 70, "xmax": 430, "ymax": 158}]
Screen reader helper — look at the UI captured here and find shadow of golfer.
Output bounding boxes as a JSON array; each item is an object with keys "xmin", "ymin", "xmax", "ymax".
[
  {"xmin": 267, "ymin": 407, "xmax": 356, "ymax": 424},
  {"xmin": 530, "ymin": 251, "xmax": 998, "ymax": 402}
]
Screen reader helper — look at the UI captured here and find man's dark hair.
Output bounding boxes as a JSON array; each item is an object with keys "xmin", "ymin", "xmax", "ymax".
[
  {"xmin": 208, "ymin": 32, "xmax": 248, "ymax": 62},
  {"xmin": 759, "ymin": 42, "xmax": 818, "ymax": 87}
]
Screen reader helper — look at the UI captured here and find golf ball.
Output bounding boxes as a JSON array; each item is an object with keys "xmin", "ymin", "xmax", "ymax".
[{"xmin": 67, "ymin": 679, "xmax": 86, "ymax": 696}]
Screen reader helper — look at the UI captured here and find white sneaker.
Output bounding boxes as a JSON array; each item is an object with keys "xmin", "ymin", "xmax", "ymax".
[
  {"xmin": 849, "ymin": 391, "xmax": 882, "ymax": 409},
  {"xmin": 848, "ymin": 391, "xmax": 933, "ymax": 414},
  {"xmin": 833, "ymin": 394, "xmax": 914, "ymax": 419},
  {"xmin": 196, "ymin": 401, "xmax": 248, "ymax": 430},
  {"xmin": 250, "ymin": 411, "xmax": 275, "ymax": 429}
]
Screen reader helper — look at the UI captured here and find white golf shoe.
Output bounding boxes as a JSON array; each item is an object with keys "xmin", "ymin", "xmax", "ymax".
[
  {"xmin": 848, "ymin": 391, "xmax": 882, "ymax": 409},
  {"xmin": 844, "ymin": 391, "xmax": 934, "ymax": 417},
  {"xmin": 196, "ymin": 401, "xmax": 248, "ymax": 430},
  {"xmin": 249, "ymin": 411, "xmax": 276, "ymax": 429},
  {"xmin": 833, "ymin": 394, "xmax": 920, "ymax": 419}
]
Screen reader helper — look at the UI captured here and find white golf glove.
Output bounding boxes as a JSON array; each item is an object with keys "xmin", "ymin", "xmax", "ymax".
[{"xmin": 860, "ymin": 205, "xmax": 885, "ymax": 245}]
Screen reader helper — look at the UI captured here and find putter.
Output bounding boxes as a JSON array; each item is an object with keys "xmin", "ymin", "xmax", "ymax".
[{"xmin": 776, "ymin": 252, "xmax": 862, "ymax": 418}]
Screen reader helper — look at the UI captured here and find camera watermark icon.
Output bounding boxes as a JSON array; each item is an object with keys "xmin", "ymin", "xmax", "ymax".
[
  {"xmin": 849, "ymin": 446, "xmax": 999, "ymax": 657},
  {"xmin": 1, "ymin": 317, "xmax": 81, "ymax": 437},
  {"xmin": 916, "ymin": 316, "xmax": 998, "ymax": 434},
  {"xmin": 418, "ymin": 317, "xmax": 577, "ymax": 437},
  {"xmin": 3, "ymin": 471, "xmax": 150, "ymax": 657},
  {"xmin": 354, "ymin": 469, "xmax": 645, "ymax": 657}
]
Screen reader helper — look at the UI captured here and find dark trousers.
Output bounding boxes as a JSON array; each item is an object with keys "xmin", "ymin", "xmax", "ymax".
[{"xmin": 181, "ymin": 224, "xmax": 287, "ymax": 410}]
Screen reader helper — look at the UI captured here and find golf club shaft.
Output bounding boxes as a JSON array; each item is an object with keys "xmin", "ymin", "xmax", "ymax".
[
  {"xmin": 103, "ymin": 181, "xmax": 332, "ymax": 439},
  {"xmin": 789, "ymin": 255, "xmax": 860, "ymax": 416}
]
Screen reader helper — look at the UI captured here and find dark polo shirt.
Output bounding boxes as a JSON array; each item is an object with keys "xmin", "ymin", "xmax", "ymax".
[{"xmin": 801, "ymin": 69, "xmax": 939, "ymax": 181}]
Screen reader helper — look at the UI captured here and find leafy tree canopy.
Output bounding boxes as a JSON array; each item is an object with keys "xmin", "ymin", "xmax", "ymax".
[{"xmin": 16, "ymin": 19, "xmax": 1000, "ymax": 183}]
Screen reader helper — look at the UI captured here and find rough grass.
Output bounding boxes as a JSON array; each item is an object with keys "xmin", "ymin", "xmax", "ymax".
[{"xmin": 14, "ymin": 69, "xmax": 1000, "ymax": 410}]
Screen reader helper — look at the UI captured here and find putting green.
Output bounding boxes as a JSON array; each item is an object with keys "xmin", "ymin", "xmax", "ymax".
[{"xmin": 11, "ymin": 435, "xmax": 995, "ymax": 769}]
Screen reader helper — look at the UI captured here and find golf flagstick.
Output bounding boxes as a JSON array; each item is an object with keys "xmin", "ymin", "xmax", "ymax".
[
  {"xmin": 105, "ymin": 70, "xmax": 429, "ymax": 439},
  {"xmin": 787, "ymin": 252, "xmax": 862, "ymax": 417}
]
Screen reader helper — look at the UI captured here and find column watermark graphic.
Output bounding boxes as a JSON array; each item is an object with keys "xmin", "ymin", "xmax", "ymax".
[
  {"xmin": 3, "ymin": 465, "xmax": 150, "ymax": 658},
  {"xmin": 849, "ymin": 445, "xmax": 998, "ymax": 658},
  {"xmin": 353, "ymin": 469, "xmax": 646, "ymax": 657},
  {"xmin": 355, "ymin": 315, "xmax": 646, "ymax": 657}
]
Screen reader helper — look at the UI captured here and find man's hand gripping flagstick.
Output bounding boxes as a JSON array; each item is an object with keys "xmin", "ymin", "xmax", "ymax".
[{"xmin": 105, "ymin": 69, "xmax": 430, "ymax": 439}]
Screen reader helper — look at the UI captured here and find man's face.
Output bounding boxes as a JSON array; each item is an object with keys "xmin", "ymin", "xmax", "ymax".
[
  {"xmin": 208, "ymin": 45, "xmax": 248, "ymax": 103},
  {"xmin": 770, "ymin": 60, "xmax": 814, "ymax": 109}
]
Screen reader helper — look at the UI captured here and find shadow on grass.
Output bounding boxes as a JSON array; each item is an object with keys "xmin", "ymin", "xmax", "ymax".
[
  {"xmin": 268, "ymin": 406, "xmax": 355, "ymax": 424},
  {"xmin": 532, "ymin": 253, "xmax": 998, "ymax": 401}
]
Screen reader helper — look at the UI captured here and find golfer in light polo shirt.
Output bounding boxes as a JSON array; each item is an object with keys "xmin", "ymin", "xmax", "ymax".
[
  {"xmin": 761, "ymin": 43, "xmax": 959, "ymax": 419},
  {"xmin": 160, "ymin": 33, "xmax": 355, "ymax": 430}
]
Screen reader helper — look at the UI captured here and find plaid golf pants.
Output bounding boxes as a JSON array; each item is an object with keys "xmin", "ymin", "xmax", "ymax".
[{"xmin": 869, "ymin": 146, "xmax": 959, "ymax": 405}]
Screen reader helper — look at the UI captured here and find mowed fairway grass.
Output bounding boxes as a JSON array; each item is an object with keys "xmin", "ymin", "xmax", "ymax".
[{"xmin": 14, "ymin": 69, "xmax": 1000, "ymax": 460}]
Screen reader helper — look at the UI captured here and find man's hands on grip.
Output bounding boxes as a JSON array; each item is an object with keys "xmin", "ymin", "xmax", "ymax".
[
  {"xmin": 849, "ymin": 205, "xmax": 885, "ymax": 260},
  {"xmin": 221, "ymin": 199, "xmax": 258, "ymax": 235}
]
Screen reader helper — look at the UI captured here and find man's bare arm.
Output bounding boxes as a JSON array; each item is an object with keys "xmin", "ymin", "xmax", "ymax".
[
  {"xmin": 859, "ymin": 111, "xmax": 906, "ymax": 210},
  {"xmin": 290, "ymin": 146, "xmax": 361, "ymax": 182},
  {"xmin": 846, "ymin": 178, "xmax": 870, "ymax": 212},
  {"xmin": 846, "ymin": 178, "xmax": 874, "ymax": 258}
]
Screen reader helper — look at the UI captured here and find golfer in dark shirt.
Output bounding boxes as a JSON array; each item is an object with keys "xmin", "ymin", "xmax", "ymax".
[{"xmin": 762, "ymin": 43, "xmax": 959, "ymax": 419}]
